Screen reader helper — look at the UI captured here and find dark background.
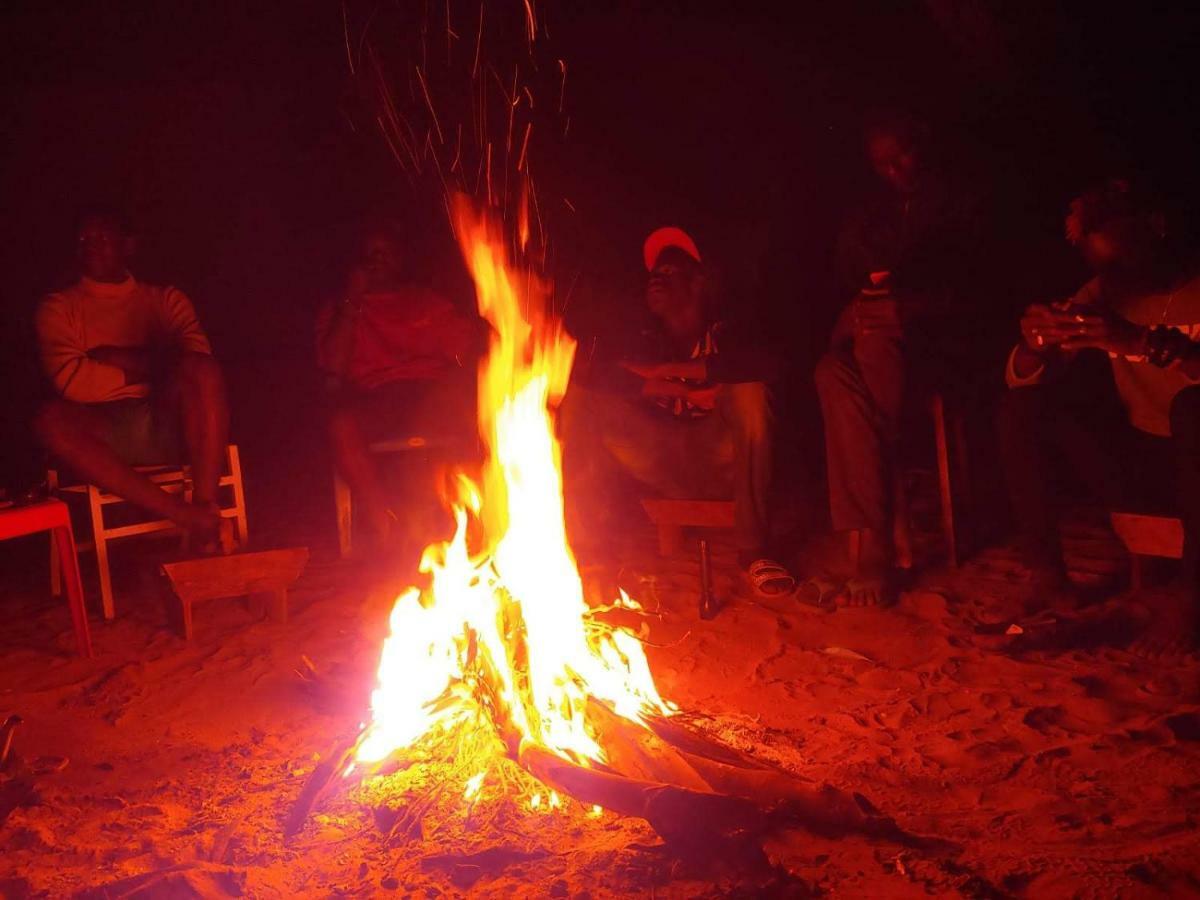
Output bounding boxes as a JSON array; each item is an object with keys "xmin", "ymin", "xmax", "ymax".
[{"xmin": 3, "ymin": 0, "xmax": 1199, "ymax": 545}]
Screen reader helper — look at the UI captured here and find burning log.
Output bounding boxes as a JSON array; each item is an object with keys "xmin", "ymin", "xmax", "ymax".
[
  {"xmin": 518, "ymin": 744, "xmax": 765, "ymax": 848},
  {"xmin": 283, "ymin": 735, "xmax": 361, "ymax": 839}
]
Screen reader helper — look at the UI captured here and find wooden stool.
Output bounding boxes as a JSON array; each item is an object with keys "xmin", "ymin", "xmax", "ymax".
[
  {"xmin": 640, "ymin": 499, "xmax": 735, "ymax": 556},
  {"xmin": 161, "ymin": 547, "xmax": 308, "ymax": 641},
  {"xmin": 1109, "ymin": 512, "xmax": 1183, "ymax": 589},
  {"xmin": 1, "ymin": 499, "xmax": 91, "ymax": 657}
]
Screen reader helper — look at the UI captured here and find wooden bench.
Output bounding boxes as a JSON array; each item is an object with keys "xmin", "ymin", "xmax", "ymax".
[
  {"xmin": 161, "ymin": 547, "xmax": 308, "ymax": 640},
  {"xmin": 640, "ymin": 499, "xmax": 735, "ymax": 555},
  {"xmin": 1109, "ymin": 512, "xmax": 1183, "ymax": 588}
]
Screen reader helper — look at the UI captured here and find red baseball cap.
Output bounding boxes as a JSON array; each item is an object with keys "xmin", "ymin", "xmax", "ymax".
[{"xmin": 642, "ymin": 226, "xmax": 702, "ymax": 271}]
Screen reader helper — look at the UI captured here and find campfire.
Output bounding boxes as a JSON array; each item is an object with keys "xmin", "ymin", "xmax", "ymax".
[
  {"xmin": 277, "ymin": 194, "xmax": 930, "ymax": 861},
  {"xmin": 353, "ymin": 194, "xmax": 674, "ymax": 787}
]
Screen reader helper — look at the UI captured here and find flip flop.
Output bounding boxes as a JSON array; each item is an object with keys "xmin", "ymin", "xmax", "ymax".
[
  {"xmin": 745, "ymin": 558, "xmax": 797, "ymax": 598},
  {"xmin": 796, "ymin": 575, "xmax": 841, "ymax": 611}
]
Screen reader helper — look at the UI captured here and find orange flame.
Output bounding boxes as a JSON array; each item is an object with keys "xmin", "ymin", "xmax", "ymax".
[{"xmin": 357, "ymin": 196, "xmax": 672, "ymax": 777}]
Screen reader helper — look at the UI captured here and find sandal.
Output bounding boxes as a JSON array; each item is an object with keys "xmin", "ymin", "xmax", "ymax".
[{"xmin": 745, "ymin": 558, "xmax": 797, "ymax": 598}]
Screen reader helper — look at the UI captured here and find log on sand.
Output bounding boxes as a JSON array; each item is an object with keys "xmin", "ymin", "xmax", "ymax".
[{"xmin": 518, "ymin": 744, "xmax": 765, "ymax": 848}]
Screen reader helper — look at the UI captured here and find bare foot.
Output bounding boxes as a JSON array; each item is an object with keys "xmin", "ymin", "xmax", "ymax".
[
  {"xmin": 179, "ymin": 501, "xmax": 234, "ymax": 556},
  {"xmin": 1128, "ymin": 585, "xmax": 1198, "ymax": 662},
  {"xmin": 838, "ymin": 528, "xmax": 893, "ymax": 607},
  {"xmin": 838, "ymin": 571, "xmax": 892, "ymax": 607}
]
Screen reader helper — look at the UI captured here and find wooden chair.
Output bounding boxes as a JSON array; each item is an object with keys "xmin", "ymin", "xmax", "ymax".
[
  {"xmin": 641, "ymin": 393, "xmax": 971, "ymax": 567},
  {"xmin": 333, "ymin": 436, "xmax": 436, "ymax": 559},
  {"xmin": 48, "ymin": 444, "xmax": 248, "ymax": 620},
  {"xmin": 1, "ymin": 499, "xmax": 91, "ymax": 656},
  {"xmin": 925, "ymin": 392, "xmax": 972, "ymax": 567}
]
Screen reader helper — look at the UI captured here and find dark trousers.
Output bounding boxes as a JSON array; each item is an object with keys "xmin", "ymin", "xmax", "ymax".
[
  {"xmin": 560, "ymin": 382, "xmax": 775, "ymax": 554},
  {"xmin": 996, "ymin": 379, "xmax": 1200, "ymax": 590},
  {"xmin": 814, "ymin": 333, "xmax": 908, "ymax": 532}
]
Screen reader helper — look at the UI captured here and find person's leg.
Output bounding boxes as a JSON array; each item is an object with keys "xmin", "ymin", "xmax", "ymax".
[
  {"xmin": 559, "ymin": 383, "xmax": 689, "ymax": 560},
  {"xmin": 33, "ymin": 398, "xmax": 217, "ymax": 533},
  {"xmin": 814, "ymin": 347, "xmax": 894, "ymax": 604},
  {"xmin": 998, "ymin": 371, "xmax": 1132, "ymax": 614},
  {"xmin": 709, "ymin": 381, "xmax": 795, "ymax": 594},
  {"xmin": 1131, "ymin": 386, "xmax": 1200, "ymax": 658},
  {"xmin": 168, "ymin": 353, "xmax": 229, "ymax": 508},
  {"xmin": 1168, "ymin": 387, "xmax": 1200, "ymax": 591},
  {"xmin": 995, "ymin": 386, "xmax": 1066, "ymax": 577},
  {"xmin": 712, "ymin": 382, "xmax": 774, "ymax": 560},
  {"xmin": 328, "ymin": 398, "xmax": 394, "ymax": 544}
]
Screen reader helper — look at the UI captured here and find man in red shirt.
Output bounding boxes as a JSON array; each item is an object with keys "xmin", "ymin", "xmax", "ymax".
[{"xmin": 317, "ymin": 220, "xmax": 477, "ymax": 550}]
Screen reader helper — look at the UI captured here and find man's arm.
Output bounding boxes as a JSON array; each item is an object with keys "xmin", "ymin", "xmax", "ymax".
[
  {"xmin": 35, "ymin": 298, "xmax": 129, "ymax": 402},
  {"xmin": 86, "ymin": 346, "xmax": 156, "ymax": 382},
  {"xmin": 159, "ymin": 286, "xmax": 213, "ymax": 355},
  {"xmin": 316, "ymin": 298, "xmax": 360, "ymax": 379}
]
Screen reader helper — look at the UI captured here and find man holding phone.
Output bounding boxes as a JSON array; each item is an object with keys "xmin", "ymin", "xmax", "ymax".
[
  {"xmin": 998, "ymin": 179, "xmax": 1200, "ymax": 659},
  {"xmin": 813, "ymin": 111, "xmax": 979, "ymax": 607}
]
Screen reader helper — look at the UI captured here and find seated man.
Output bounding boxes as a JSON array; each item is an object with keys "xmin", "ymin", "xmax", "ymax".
[
  {"xmin": 317, "ymin": 220, "xmax": 476, "ymax": 551},
  {"xmin": 814, "ymin": 112, "xmax": 977, "ymax": 607},
  {"xmin": 34, "ymin": 208, "xmax": 230, "ymax": 547},
  {"xmin": 997, "ymin": 178, "xmax": 1200, "ymax": 659},
  {"xmin": 561, "ymin": 227, "xmax": 795, "ymax": 596}
]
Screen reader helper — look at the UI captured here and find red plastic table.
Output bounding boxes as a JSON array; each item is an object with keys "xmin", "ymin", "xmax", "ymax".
[{"xmin": 0, "ymin": 499, "xmax": 92, "ymax": 657}]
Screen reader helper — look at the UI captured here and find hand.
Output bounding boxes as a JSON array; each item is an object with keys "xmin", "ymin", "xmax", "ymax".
[
  {"xmin": 620, "ymin": 360, "xmax": 665, "ymax": 380},
  {"xmin": 685, "ymin": 386, "xmax": 718, "ymax": 410},
  {"xmin": 640, "ymin": 378, "xmax": 690, "ymax": 400},
  {"xmin": 1059, "ymin": 308, "xmax": 1147, "ymax": 355},
  {"xmin": 1020, "ymin": 303, "xmax": 1075, "ymax": 351},
  {"xmin": 86, "ymin": 345, "xmax": 126, "ymax": 365},
  {"xmin": 88, "ymin": 345, "xmax": 156, "ymax": 381},
  {"xmin": 852, "ymin": 297, "xmax": 903, "ymax": 337}
]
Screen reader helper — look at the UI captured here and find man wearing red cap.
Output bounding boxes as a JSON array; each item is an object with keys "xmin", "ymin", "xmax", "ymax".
[{"xmin": 561, "ymin": 227, "xmax": 796, "ymax": 596}]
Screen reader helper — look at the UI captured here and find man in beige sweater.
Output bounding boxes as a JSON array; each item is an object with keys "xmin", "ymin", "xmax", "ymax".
[
  {"xmin": 33, "ymin": 209, "xmax": 229, "ymax": 545},
  {"xmin": 997, "ymin": 179, "xmax": 1200, "ymax": 660}
]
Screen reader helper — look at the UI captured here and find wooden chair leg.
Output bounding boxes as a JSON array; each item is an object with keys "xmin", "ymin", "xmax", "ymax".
[
  {"xmin": 656, "ymin": 523, "xmax": 682, "ymax": 556},
  {"xmin": 952, "ymin": 413, "xmax": 973, "ymax": 531},
  {"xmin": 48, "ymin": 469, "xmax": 62, "ymax": 597},
  {"xmin": 932, "ymin": 394, "xmax": 959, "ymax": 567},
  {"xmin": 892, "ymin": 475, "xmax": 914, "ymax": 570},
  {"xmin": 227, "ymin": 444, "xmax": 249, "ymax": 547},
  {"xmin": 267, "ymin": 588, "xmax": 288, "ymax": 624},
  {"xmin": 334, "ymin": 470, "xmax": 353, "ymax": 559},
  {"xmin": 49, "ymin": 530, "xmax": 62, "ymax": 597},
  {"xmin": 87, "ymin": 485, "xmax": 116, "ymax": 620},
  {"xmin": 53, "ymin": 522, "xmax": 92, "ymax": 657},
  {"xmin": 179, "ymin": 597, "xmax": 194, "ymax": 641},
  {"xmin": 1130, "ymin": 554, "xmax": 1144, "ymax": 590}
]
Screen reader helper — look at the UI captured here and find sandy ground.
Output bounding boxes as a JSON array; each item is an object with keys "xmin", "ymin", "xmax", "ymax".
[{"xmin": 2, "ymin": 513, "xmax": 1200, "ymax": 898}]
